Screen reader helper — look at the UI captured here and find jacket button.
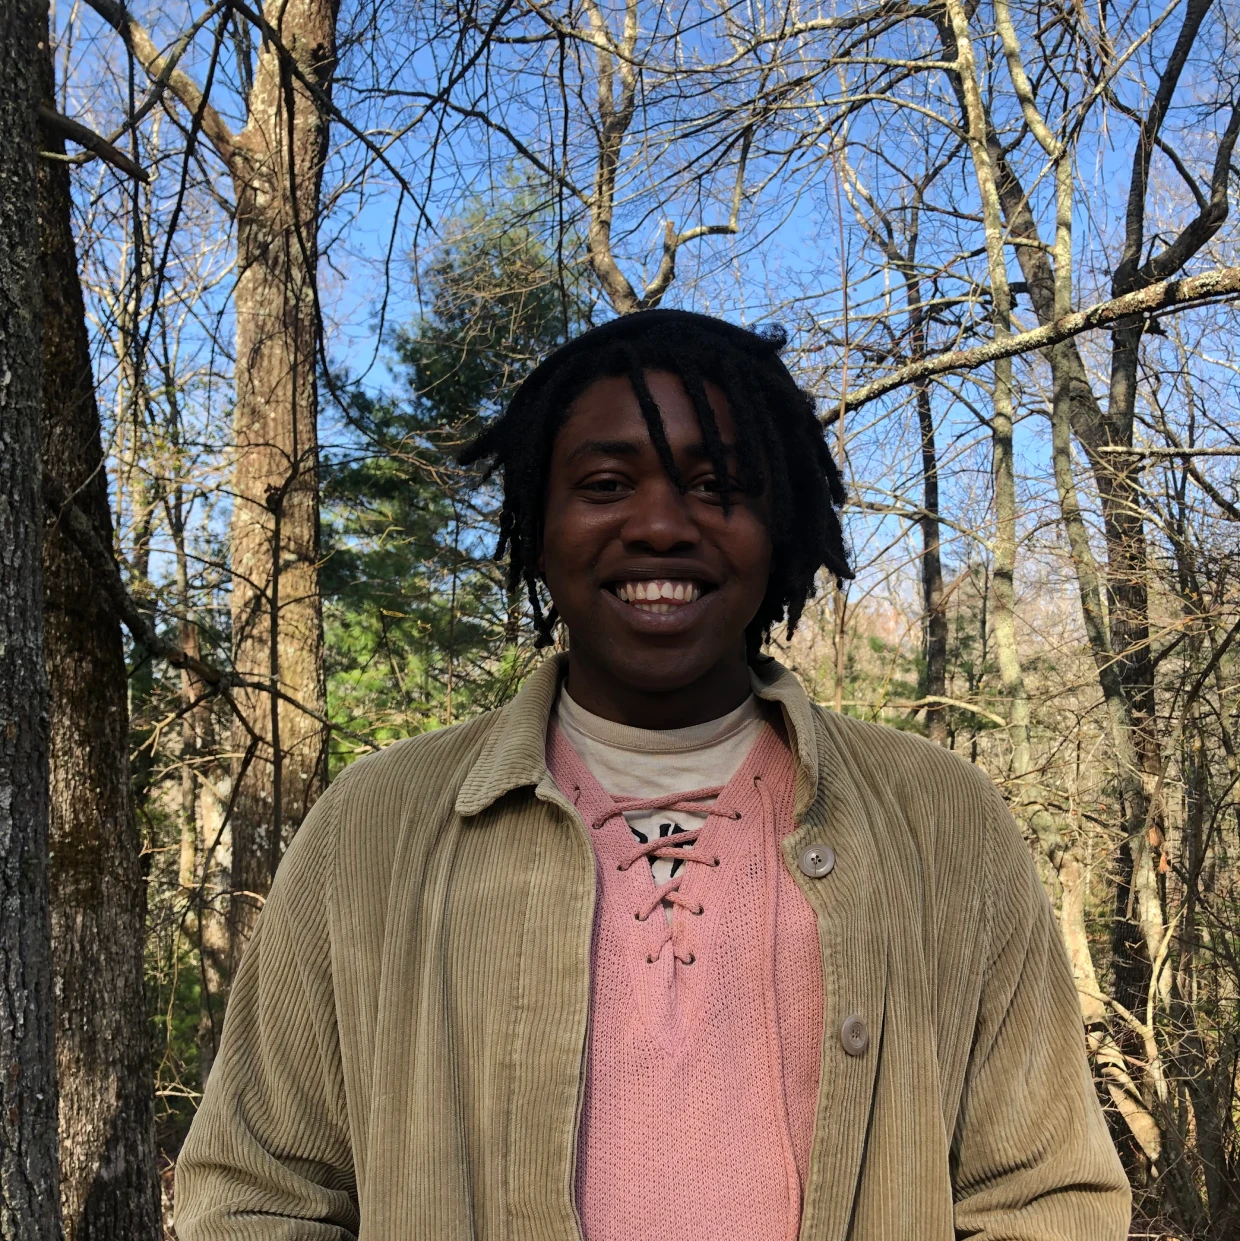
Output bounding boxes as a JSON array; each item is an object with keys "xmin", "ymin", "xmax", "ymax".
[
  {"xmin": 840, "ymin": 1015, "xmax": 870, "ymax": 1057},
  {"xmin": 798, "ymin": 842, "xmax": 836, "ymax": 878}
]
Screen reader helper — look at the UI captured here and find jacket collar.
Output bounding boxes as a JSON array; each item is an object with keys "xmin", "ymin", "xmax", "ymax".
[{"xmin": 454, "ymin": 653, "xmax": 821, "ymax": 819}]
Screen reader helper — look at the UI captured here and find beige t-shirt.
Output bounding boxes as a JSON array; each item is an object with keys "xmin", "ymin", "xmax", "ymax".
[{"xmin": 553, "ymin": 689, "xmax": 768, "ymax": 917}]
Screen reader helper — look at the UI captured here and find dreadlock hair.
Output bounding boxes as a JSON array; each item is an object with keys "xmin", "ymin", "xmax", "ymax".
[{"xmin": 460, "ymin": 308, "xmax": 853, "ymax": 660}]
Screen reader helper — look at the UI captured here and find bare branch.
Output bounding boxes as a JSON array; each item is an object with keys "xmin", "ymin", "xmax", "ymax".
[
  {"xmin": 838, "ymin": 265, "xmax": 1240, "ymax": 413},
  {"xmin": 54, "ymin": 494, "xmax": 229, "ymax": 689},
  {"xmin": 639, "ymin": 125, "xmax": 754, "ymax": 309},
  {"xmin": 53, "ymin": 495, "xmax": 380, "ymax": 754},
  {"xmin": 83, "ymin": 0, "xmax": 238, "ymax": 169},
  {"xmin": 1096, "ymin": 445, "xmax": 1240, "ymax": 457},
  {"xmin": 38, "ymin": 105, "xmax": 150, "ymax": 181}
]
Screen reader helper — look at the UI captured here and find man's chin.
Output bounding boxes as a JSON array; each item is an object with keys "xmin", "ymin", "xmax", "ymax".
[{"xmin": 583, "ymin": 645, "xmax": 729, "ymax": 699}]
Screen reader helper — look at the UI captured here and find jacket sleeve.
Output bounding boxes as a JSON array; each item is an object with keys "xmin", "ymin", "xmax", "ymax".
[
  {"xmin": 951, "ymin": 790, "xmax": 1131, "ymax": 1240},
  {"xmin": 175, "ymin": 778, "xmax": 359, "ymax": 1240}
]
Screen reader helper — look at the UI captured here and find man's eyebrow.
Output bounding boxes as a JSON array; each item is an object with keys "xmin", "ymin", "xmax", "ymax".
[
  {"xmin": 682, "ymin": 441, "xmax": 738, "ymax": 460},
  {"xmin": 564, "ymin": 438, "xmax": 643, "ymax": 463},
  {"xmin": 564, "ymin": 438, "xmax": 739, "ymax": 465}
]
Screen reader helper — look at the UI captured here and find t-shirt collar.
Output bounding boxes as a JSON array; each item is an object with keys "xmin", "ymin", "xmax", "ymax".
[{"xmin": 454, "ymin": 653, "xmax": 821, "ymax": 819}]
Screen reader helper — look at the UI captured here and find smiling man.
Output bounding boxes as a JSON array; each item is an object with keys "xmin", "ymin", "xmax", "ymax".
[{"xmin": 176, "ymin": 310, "xmax": 1129, "ymax": 1240}]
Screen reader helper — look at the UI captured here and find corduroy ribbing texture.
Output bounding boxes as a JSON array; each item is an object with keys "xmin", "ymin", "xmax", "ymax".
[
  {"xmin": 548, "ymin": 721, "xmax": 821, "ymax": 1240},
  {"xmin": 175, "ymin": 654, "xmax": 1131, "ymax": 1241}
]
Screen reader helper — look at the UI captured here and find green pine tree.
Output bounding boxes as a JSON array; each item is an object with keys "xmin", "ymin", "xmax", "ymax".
[{"xmin": 323, "ymin": 197, "xmax": 587, "ymax": 768}]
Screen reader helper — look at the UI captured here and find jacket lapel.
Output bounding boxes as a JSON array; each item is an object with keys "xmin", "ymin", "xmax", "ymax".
[
  {"xmin": 454, "ymin": 654, "xmax": 594, "ymax": 1239},
  {"xmin": 754, "ymin": 668, "xmax": 889, "ymax": 1241},
  {"xmin": 454, "ymin": 656, "xmax": 563, "ymax": 817}
]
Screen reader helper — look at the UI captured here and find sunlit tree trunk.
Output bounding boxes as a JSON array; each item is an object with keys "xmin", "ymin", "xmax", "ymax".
[
  {"xmin": 984, "ymin": 122, "xmax": 1167, "ymax": 1140},
  {"xmin": 940, "ymin": 0, "xmax": 1033, "ymax": 782},
  {"xmin": 226, "ymin": 0, "xmax": 337, "ymax": 966}
]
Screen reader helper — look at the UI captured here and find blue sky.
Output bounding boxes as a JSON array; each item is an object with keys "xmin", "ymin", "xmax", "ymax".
[{"xmin": 58, "ymin": 0, "xmax": 1240, "ymax": 630}]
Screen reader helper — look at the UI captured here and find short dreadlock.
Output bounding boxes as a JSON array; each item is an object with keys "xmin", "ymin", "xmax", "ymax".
[{"xmin": 460, "ymin": 308, "xmax": 852, "ymax": 658}]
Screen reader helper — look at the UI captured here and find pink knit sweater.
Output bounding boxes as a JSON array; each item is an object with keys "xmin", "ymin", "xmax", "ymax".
[{"xmin": 547, "ymin": 720, "xmax": 824, "ymax": 1241}]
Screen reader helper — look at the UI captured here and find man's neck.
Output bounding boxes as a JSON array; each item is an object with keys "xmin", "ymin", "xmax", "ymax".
[{"xmin": 562, "ymin": 652, "xmax": 752, "ymax": 730}]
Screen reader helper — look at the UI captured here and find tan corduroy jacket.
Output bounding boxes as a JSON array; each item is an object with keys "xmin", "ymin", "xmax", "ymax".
[{"xmin": 176, "ymin": 655, "xmax": 1130, "ymax": 1240}]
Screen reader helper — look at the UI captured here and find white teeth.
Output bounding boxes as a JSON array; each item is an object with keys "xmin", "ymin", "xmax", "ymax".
[{"xmin": 614, "ymin": 579, "xmax": 703, "ymax": 609}]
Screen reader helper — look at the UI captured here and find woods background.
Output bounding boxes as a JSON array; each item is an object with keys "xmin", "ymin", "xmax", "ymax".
[{"xmin": 2, "ymin": 0, "xmax": 1240, "ymax": 1236}]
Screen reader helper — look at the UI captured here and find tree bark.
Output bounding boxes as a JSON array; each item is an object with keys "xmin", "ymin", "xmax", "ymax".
[
  {"xmin": 226, "ymin": 0, "xmax": 338, "ymax": 965},
  {"xmin": 35, "ymin": 23, "xmax": 161, "ymax": 1238},
  {"xmin": 0, "ymin": 2, "xmax": 63, "ymax": 1236}
]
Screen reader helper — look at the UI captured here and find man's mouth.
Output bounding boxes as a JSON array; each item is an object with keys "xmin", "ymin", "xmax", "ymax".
[{"xmin": 610, "ymin": 579, "xmax": 705, "ymax": 614}]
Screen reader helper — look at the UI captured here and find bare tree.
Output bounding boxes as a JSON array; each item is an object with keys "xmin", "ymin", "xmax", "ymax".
[
  {"xmin": 83, "ymin": 0, "xmax": 341, "ymax": 970},
  {"xmin": 407, "ymin": 0, "xmax": 766, "ymax": 314},
  {"xmin": 835, "ymin": 150, "xmax": 954, "ymax": 743}
]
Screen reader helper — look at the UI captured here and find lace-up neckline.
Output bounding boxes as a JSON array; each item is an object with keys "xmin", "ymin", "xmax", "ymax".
[
  {"xmin": 549, "ymin": 720, "xmax": 781, "ymax": 998},
  {"xmin": 579, "ymin": 789, "xmax": 742, "ymax": 963}
]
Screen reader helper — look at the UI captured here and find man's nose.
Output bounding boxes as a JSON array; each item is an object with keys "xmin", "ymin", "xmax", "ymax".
[{"xmin": 621, "ymin": 477, "xmax": 699, "ymax": 552}]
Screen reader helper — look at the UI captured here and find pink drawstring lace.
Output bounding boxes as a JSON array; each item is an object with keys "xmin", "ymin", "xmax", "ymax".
[{"xmin": 576, "ymin": 787, "xmax": 744, "ymax": 965}]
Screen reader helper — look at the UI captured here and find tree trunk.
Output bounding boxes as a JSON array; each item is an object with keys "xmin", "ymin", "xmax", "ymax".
[
  {"xmin": 1058, "ymin": 846, "xmax": 1163, "ymax": 1165},
  {"xmin": 0, "ymin": 2, "xmax": 63, "ymax": 1235},
  {"xmin": 906, "ymin": 282, "xmax": 947, "ymax": 745},
  {"xmin": 172, "ymin": 514, "xmax": 206, "ymax": 891},
  {"xmin": 1047, "ymin": 322, "xmax": 1171, "ymax": 1173},
  {"xmin": 940, "ymin": 0, "xmax": 1035, "ymax": 783},
  {"xmin": 195, "ymin": 804, "xmax": 230, "ymax": 1086},
  {"xmin": 175, "ymin": 563, "xmax": 231, "ymax": 1086},
  {"xmin": 36, "ymin": 24, "xmax": 160, "ymax": 1240},
  {"xmin": 227, "ymin": 0, "xmax": 337, "ymax": 966}
]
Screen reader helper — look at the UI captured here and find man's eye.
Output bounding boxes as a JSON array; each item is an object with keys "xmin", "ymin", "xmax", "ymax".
[
  {"xmin": 580, "ymin": 477, "xmax": 629, "ymax": 494},
  {"xmin": 692, "ymin": 475, "xmax": 737, "ymax": 497}
]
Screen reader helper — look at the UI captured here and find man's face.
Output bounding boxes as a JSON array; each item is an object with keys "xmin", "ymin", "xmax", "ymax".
[{"xmin": 541, "ymin": 369, "xmax": 772, "ymax": 711}]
